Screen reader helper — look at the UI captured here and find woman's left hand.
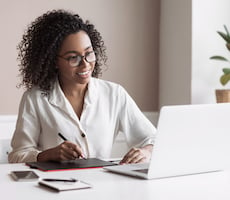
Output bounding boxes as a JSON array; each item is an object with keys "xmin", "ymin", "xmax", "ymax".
[{"xmin": 120, "ymin": 144, "xmax": 153, "ymax": 164}]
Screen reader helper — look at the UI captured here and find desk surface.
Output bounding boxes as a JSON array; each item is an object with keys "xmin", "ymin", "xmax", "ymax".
[{"xmin": 1, "ymin": 163, "xmax": 230, "ymax": 200}]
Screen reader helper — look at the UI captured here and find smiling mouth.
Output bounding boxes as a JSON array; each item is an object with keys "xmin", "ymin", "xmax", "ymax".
[{"xmin": 77, "ymin": 70, "xmax": 91, "ymax": 76}]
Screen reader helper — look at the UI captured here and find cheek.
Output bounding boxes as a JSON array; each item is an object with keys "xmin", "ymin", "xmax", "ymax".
[
  {"xmin": 56, "ymin": 59, "xmax": 70, "ymax": 71},
  {"xmin": 56, "ymin": 59, "xmax": 66, "ymax": 69},
  {"xmin": 91, "ymin": 62, "xmax": 96, "ymax": 70},
  {"xmin": 57, "ymin": 63, "xmax": 73, "ymax": 76}
]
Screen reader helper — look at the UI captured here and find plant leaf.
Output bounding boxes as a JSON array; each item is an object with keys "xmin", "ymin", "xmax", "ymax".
[
  {"xmin": 224, "ymin": 25, "xmax": 230, "ymax": 37},
  {"xmin": 217, "ymin": 31, "xmax": 230, "ymax": 43},
  {"xmin": 223, "ymin": 68, "xmax": 230, "ymax": 74},
  {"xmin": 210, "ymin": 56, "xmax": 229, "ymax": 61},
  {"xmin": 220, "ymin": 73, "xmax": 230, "ymax": 85}
]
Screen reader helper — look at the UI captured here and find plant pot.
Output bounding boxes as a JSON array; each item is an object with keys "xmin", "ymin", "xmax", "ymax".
[{"xmin": 215, "ymin": 89, "xmax": 230, "ymax": 103}]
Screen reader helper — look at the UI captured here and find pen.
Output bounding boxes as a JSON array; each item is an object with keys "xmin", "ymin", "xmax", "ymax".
[
  {"xmin": 42, "ymin": 178, "xmax": 78, "ymax": 182},
  {"xmin": 58, "ymin": 132, "xmax": 86, "ymax": 160},
  {"xmin": 58, "ymin": 132, "xmax": 67, "ymax": 141}
]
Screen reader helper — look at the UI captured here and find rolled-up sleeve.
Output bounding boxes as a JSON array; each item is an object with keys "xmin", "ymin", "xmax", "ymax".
[{"xmin": 8, "ymin": 91, "xmax": 41, "ymax": 163}]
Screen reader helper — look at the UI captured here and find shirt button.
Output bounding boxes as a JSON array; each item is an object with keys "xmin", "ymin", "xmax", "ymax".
[{"xmin": 81, "ymin": 133, "xmax": 86, "ymax": 138}]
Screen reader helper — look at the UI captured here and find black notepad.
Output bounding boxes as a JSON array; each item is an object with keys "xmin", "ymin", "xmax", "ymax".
[{"xmin": 26, "ymin": 158, "xmax": 117, "ymax": 171}]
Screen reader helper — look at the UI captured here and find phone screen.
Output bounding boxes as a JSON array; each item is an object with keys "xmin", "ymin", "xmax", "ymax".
[{"xmin": 10, "ymin": 170, "xmax": 39, "ymax": 181}]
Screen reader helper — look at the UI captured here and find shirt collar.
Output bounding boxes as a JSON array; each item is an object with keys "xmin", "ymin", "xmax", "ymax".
[
  {"xmin": 48, "ymin": 79, "xmax": 70, "ymax": 110},
  {"xmin": 48, "ymin": 78, "xmax": 98, "ymax": 108},
  {"xmin": 84, "ymin": 77, "xmax": 97, "ymax": 106}
]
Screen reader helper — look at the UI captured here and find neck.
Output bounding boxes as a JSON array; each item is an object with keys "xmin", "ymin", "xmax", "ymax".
[{"xmin": 59, "ymin": 81, "xmax": 88, "ymax": 98}]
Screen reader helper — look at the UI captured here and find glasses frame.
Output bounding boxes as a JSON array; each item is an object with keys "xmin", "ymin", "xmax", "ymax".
[{"xmin": 58, "ymin": 51, "xmax": 96, "ymax": 67}]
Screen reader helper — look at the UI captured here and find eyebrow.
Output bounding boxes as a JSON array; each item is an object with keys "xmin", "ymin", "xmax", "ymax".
[{"xmin": 62, "ymin": 46, "xmax": 93, "ymax": 56}]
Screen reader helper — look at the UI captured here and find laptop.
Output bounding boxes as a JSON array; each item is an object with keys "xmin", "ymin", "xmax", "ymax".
[{"xmin": 104, "ymin": 103, "xmax": 230, "ymax": 179}]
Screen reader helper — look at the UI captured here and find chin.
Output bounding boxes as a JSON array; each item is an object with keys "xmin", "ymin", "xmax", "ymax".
[{"xmin": 77, "ymin": 76, "xmax": 91, "ymax": 84}]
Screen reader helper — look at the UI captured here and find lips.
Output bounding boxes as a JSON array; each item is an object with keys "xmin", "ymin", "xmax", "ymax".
[{"xmin": 77, "ymin": 70, "xmax": 90, "ymax": 76}]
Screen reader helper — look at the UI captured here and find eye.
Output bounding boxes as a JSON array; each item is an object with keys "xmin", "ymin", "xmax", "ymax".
[
  {"xmin": 67, "ymin": 55, "xmax": 78, "ymax": 61},
  {"xmin": 85, "ymin": 51, "xmax": 96, "ymax": 62},
  {"xmin": 85, "ymin": 51, "xmax": 94, "ymax": 56}
]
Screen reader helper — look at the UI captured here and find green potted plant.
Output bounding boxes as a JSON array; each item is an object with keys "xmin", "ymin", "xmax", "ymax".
[{"xmin": 210, "ymin": 25, "xmax": 230, "ymax": 102}]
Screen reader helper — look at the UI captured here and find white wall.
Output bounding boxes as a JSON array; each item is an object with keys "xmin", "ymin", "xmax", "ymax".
[
  {"xmin": 159, "ymin": 0, "xmax": 230, "ymax": 108},
  {"xmin": 192, "ymin": 0, "xmax": 230, "ymax": 104}
]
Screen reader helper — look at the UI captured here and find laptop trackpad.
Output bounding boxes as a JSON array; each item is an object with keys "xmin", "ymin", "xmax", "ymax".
[
  {"xmin": 133, "ymin": 168, "xmax": 149, "ymax": 174},
  {"xmin": 110, "ymin": 163, "xmax": 149, "ymax": 172}
]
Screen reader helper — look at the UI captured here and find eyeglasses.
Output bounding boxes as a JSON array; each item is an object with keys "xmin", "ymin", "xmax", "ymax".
[{"xmin": 58, "ymin": 51, "xmax": 96, "ymax": 67}]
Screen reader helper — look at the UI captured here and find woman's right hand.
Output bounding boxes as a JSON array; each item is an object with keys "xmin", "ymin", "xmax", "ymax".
[{"xmin": 37, "ymin": 141, "xmax": 85, "ymax": 162}]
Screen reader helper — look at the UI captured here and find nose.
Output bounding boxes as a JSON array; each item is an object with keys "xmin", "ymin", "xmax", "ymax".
[
  {"xmin": 82, "ymin": 57, "xmax": 88, "ymax": 64},
  {"xmin": 79, "ymin": 57, "xmax": 90, "ymax": 68}
]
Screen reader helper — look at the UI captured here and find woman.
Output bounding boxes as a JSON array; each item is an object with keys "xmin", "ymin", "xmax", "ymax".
[{"xmin": 8, "ymin": 9, "xmax": 156, "ymax": 164}]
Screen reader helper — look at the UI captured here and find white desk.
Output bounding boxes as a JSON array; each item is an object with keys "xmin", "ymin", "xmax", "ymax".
[{"xmin": 1, "ymin": 163, "xmax": 230, "ymax": 200}]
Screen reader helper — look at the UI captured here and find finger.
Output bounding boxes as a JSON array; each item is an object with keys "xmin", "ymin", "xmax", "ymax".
[
  {"xmin": 120, "ymin": 148, "xmax": 139, "ymax": 164},
  {"xmin": 62, "ymin": 141, "xmax": 84, "ymax": 159},
  {"xmin": 132, "ymin": 157, "xmax": 146, "ymax": 164},
  {"xmin": 51, "ymin": 144, "xmax": 74, "ymax": 161},
  {"xmin": 128, "ymin": 153, "xmax": 146, "ymax": 164},
  {"xmin": 59, "ymin": 143, "xmax": 78, "ymax": 160},
  {"xmin": 67, "ymin": 142, "xmax": 85, "ymax": 158},
  {"xmin": 120, "ymin": 149, "xmax": 135, "ymax": 164},
  {"xmin": 124, "ymin": 150, "xmax": 142, "ymax": 164},
  {"xmin": 59, "ymin": 151, "xmax": 74, "ymax": 161}
]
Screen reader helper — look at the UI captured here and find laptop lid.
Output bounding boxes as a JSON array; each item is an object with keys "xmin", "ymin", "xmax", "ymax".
[
  {"xmin": 104, "ymin": 103, "xmax": 230, "ymax": 179},
  {"xmin": 148, "ymin": 103, "xmax": 230, "ymax": 179}
]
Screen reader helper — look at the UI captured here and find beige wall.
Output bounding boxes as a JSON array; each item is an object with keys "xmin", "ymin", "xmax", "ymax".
[
  {"xmin": 0, "ymin": 0, "xmax": 159, "ymax": 114},
  {"xmin": 159, "ymin": 0, "xmax": 192, "ymax": 107}
]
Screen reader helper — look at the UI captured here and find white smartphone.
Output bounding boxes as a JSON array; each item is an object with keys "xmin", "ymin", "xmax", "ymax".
[{"xmin": 10, "ymin": 170, "xmax": 39, "ymax": 181}]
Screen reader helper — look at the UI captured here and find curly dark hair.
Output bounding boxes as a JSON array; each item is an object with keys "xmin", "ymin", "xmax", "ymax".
[{"xmin": 17, "ymin": 9, "xmax": 107, "ymax": 92}]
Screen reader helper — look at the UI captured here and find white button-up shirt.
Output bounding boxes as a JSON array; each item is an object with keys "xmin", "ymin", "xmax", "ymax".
[{"xmin": 8, "ymin": 78, "xmax": 156, "ymax": 163}]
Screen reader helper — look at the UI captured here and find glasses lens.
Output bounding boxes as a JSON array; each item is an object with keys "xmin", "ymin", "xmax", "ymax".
[
  {"xmin": 86, "ymin": 52, "xmax": 96, "ymax": 62},
  {"xmin": 67, "ymin": 52, "xmax": 96, "ymax": 67},
  {"xmin": 69, "ymin": 56, "xmax": 81, "ymax": 67}
]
